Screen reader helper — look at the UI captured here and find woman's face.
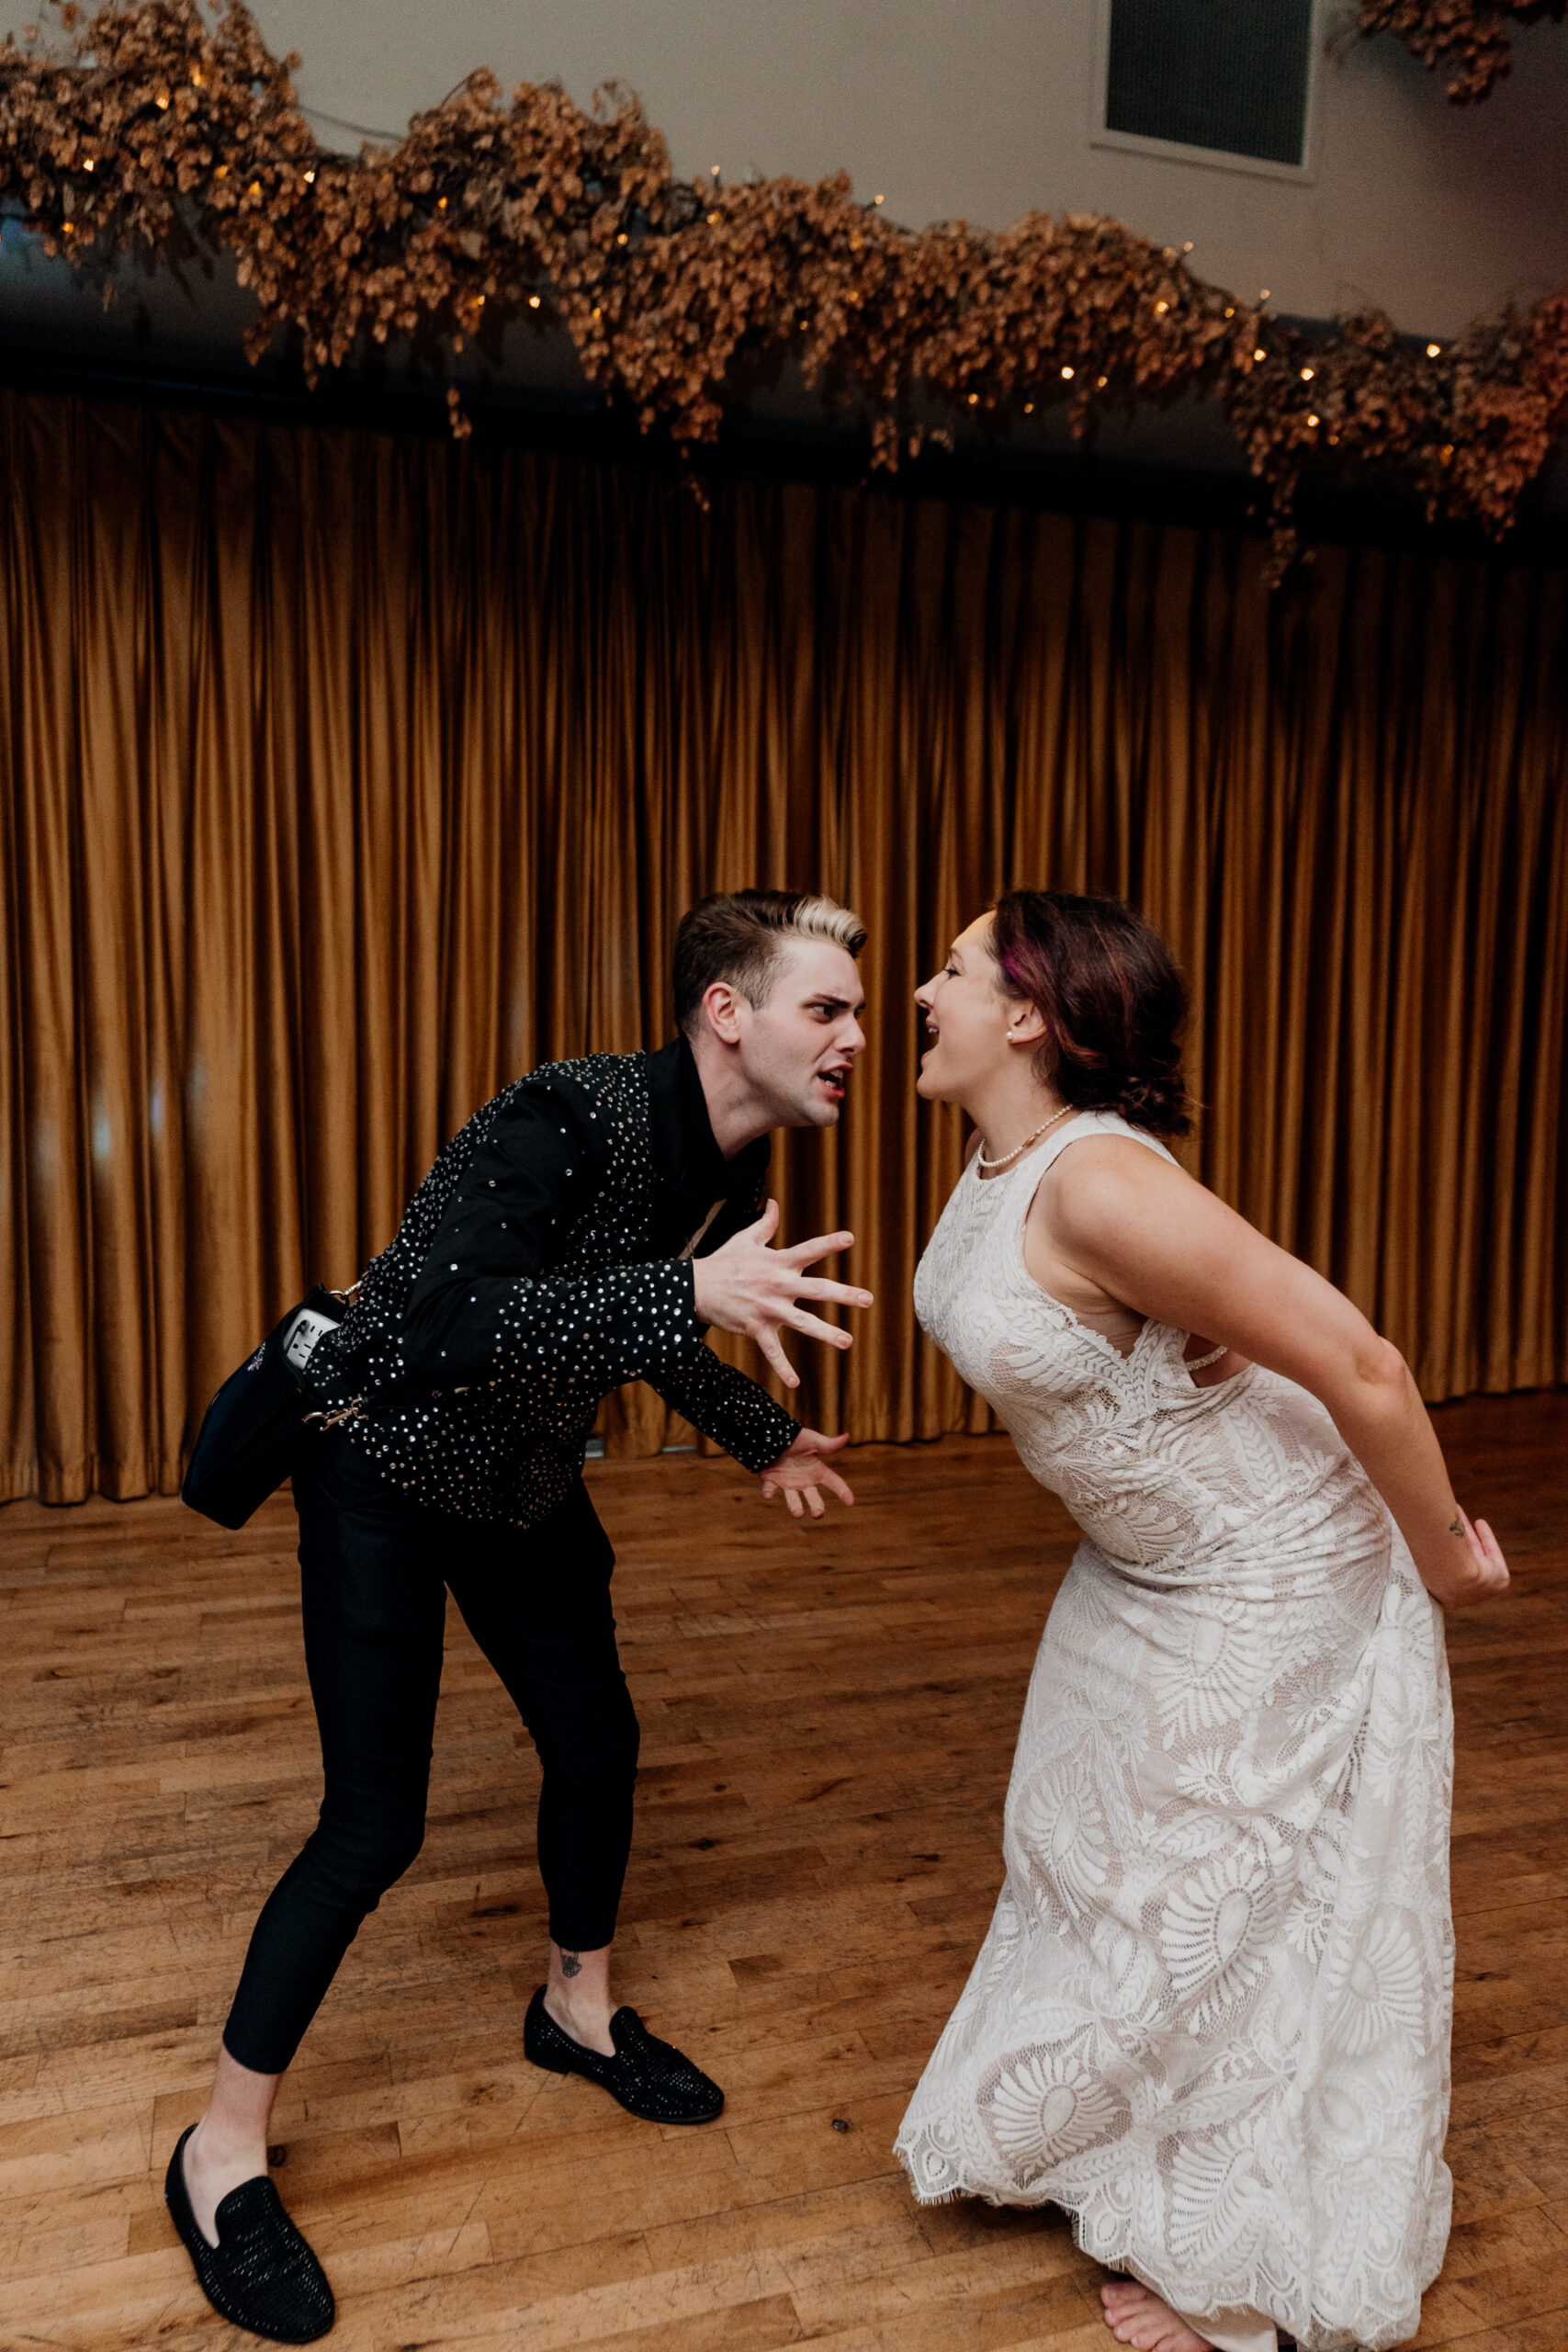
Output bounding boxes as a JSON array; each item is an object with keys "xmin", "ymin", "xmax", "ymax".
[{"xmin": 914, "ymin": 914, "xmax": 1016, "ymax": 1101}]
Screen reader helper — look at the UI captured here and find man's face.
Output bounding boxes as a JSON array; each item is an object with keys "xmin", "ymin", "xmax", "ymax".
[{"xmin": 732, "ymin": 939, "xmax": 868, "ymax": 1129}]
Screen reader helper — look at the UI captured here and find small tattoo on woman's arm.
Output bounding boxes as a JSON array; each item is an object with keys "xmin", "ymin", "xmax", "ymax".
[
  {"xmin": 1450, "ymin": 1515, "xmax": 1464, "ymax": 1537},
  {"xmin": 560, "ymin": 1951, "xmax": 582, "ymax": 1978}
]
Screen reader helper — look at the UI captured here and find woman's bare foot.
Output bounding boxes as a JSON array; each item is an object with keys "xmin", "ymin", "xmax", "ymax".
[{"xmin": 1100, "ymin": 2280, "xmax": 1213, "ymax": 2352}]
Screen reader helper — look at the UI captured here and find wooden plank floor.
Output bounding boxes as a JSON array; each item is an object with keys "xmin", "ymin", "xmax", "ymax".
[{"xmin": 2, "ymin": 1396, "xmax": 1566, "ymax": 2352}]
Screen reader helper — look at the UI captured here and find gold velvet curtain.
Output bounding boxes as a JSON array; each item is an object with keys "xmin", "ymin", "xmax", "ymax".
[{"xmin": 3, "ymin": 386, "xmax": 1565, "ymax": 1504}]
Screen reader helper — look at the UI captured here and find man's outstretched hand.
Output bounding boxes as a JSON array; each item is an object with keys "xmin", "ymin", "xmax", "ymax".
[
  {"xmin": 760, "ymin": 1430, "xmax": 854, "ymax": 1520},
  {"xmin": 691, "ymin": 1200, "xmax": 873, "ymax": 1389}
]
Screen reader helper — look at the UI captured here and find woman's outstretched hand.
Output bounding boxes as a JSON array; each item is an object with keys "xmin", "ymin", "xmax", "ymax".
[
  {"xmin": 691, "ymin": 1201, "xmax": 873, "ymax": 1389},
  {"xmin": 1423, "ymin": 1507, "xmax": 1510, "ymax": 1610},
  {"xmin": 759, "ymin": 1430, "xmax": 854, "ymax": 1519}
]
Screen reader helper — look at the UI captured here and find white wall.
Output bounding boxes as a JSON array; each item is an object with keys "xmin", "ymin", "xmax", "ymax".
[
  {"xmin": 4, "ymin": 2, "xmax": 1566, "ymax": 360},
  {"xmin": 235, "ymin": 0, "xmax": 1568, "ymax": 337}
]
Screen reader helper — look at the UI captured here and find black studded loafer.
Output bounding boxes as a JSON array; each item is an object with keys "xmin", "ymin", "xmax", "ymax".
[
  {"xmin": 165, "ymin": 2124, "xmax": 335, "ymax": 2344},
  {"xmin": 524, "ymin": 1986, "xmax": 725, "ymax": 2123}
]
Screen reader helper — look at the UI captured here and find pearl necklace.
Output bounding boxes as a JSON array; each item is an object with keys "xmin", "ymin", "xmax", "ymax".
[{"xmin": 976, "ymin": 1102, "xmax": 1074, "ymax": 1170}]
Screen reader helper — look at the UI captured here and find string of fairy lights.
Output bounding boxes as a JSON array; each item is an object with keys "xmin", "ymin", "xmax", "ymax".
[{"xmin": 2, "ymin": 1, "xmax": 1565, "ymax": 571}]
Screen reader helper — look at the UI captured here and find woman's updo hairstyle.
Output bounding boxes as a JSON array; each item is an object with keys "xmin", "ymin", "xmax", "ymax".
[{"xmin": 990, "ymin": 889, "xmax": 1194, "ymax": 1139}]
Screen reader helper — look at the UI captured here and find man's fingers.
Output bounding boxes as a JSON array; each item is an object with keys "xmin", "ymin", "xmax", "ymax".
[
  {"xmin": 791, "ymin": 1276, "xmax": 874, "ymax": 1309},
  {"xmin": 756, "ymin": 1328, "xmax": 800, "ymax": 1388},
  {"xmin": 759, "ymin": 1434, "xmax": 854, "ymax": 1516},
  {"xmin": 734, "ymin": 1199, "xmax": 782, "ymax": 1246},
  {"xmin": 780, "ymin": 1306, "xmax": 854, "ymax": 1351},
  {"xmin": 776, "ymin": 1228, "xmax": 854, "ymax": 1270}
]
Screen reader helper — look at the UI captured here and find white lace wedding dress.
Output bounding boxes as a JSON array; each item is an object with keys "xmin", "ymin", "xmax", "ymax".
[{"xmin": 895, "ymin": 1112, "xmax": 1453, "ymax": 2352}]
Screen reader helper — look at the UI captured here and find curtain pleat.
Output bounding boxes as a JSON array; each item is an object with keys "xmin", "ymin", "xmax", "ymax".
[{"xmin": 2, "ymin": 387, "xmax": 1564, "ymax": 1504}]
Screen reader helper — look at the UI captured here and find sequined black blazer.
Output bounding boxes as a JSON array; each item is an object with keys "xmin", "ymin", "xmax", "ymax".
[{"xmin": 302, "ymin": 1044, "xmax": 800, "ymax": 1526}]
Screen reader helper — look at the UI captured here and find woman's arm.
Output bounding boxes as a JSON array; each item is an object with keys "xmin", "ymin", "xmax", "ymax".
[{"xmin": 1035, "ymin": 1138, "xmax": 1509, "ymax": 1611}]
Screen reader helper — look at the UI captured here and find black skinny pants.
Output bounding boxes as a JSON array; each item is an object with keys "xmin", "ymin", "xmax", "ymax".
[{"xmin": 222, "ymin": 1434, "xmax": 639, "ymax": 2076}]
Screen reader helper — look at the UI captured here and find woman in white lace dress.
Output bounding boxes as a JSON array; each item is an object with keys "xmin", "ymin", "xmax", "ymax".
[{"xmin": 893, "ymin": 892, "xmax": 1509, "ymax": 2352}]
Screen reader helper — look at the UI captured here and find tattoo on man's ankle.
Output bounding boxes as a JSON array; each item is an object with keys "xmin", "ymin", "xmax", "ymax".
[{"xmin": 560, "ymin": 1951, "xmax": 582, "ymax": 1978}]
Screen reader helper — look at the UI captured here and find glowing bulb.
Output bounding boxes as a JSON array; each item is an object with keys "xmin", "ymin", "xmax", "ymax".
[
  {"xmin": 1427, "ymin": 342, "xmax": 1441, "ymax": 357},
  {"xmin": 1154, "ymin": 300, "xmax": 1168, "ymax": 314},
  {"xmin": 1306, "ymin": 413, "xmax": 1319, "ymax": 427},
  {"xmin": 1061, "ymin": 365, "xmax": 1074, "ymax": 379},
  {"xmin": 1301, "ymin": 367, "xmax": 1314, "ymax": 380},
  {"xmin": 967, "ymin": 391, "xmax": 979, "ymax": 405},
  {"xmin": 1224, "ymin": 306, "xmax": 1234, "ymax": 318},
  {"xmin": 303, "ymin": 168, "xmax": 315, "ymax": 185},
  {"xmin": 84, "ymin": 157, "xmax": 94, "ymax": 171},
  {"xmin": 1253, "ymin": 347, "xmax": 1266, "ymax": 362},
  {"xmin": 874, "ymin": 193, "xmax": 884, "ymax": 204},
  {"xmin": 528, "ymin": 294, "xmax": 541, "ymax": 308},
  {"xmin": 1096, "ymin": 375, "xmax": 1107, "ymax": 389},
  {"xmin": 1023, "ymin": 401, "xmax": 1033, "ymax": 413},
  {"xmin": 154, "ymin": 88, "xmax": 170, "ymax": 109},
  {"xmin": 1259, "ymin": 288, "xmax": 1270, "ymax": 300}
]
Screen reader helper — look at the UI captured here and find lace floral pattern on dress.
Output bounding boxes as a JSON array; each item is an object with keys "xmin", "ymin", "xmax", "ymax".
[{"xmin": 895, "ymin": 1112, "xmax": 1453, "ymax": 2352}]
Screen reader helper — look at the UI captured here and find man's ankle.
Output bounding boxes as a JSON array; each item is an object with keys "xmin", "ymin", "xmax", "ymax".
[
  {"xmin": 543, "ymin": 1985, "xmax": 616, "ymax": 2052},
  {"xmin": 188, "ymin": 2113, "xmax": 267, "ymax": 2173}
]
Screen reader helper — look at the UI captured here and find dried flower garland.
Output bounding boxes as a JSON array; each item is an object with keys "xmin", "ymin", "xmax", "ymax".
[
  {"xmin": 3, "ymin": 1, "xmax": 1566, "ymax": 567},
  {"xmin": 1359, "ymin": 0, "xmax": 1566, "ymax": 102}
]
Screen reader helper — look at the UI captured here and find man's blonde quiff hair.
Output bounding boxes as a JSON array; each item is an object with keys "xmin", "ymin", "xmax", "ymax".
[{"xmin": 673, "ymin": 889, "xmax": 867, "ymax": 1035}]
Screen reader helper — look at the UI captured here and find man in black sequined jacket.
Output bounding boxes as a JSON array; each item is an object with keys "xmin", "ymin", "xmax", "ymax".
[
  {"xmin": 300, "ymin": 988, "xmax": 840, "ymax": 1524},
  {"xmin": 169, "ymin": 892, "xmax": 871, "ymax": 2343}
]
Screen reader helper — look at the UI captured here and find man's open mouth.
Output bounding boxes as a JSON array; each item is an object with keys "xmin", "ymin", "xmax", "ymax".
[{"xmin": 818, "ymin": 1066, "xmax": 851, "ymax": 1101}]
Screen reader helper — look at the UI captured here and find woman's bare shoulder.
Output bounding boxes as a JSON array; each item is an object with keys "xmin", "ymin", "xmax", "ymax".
[{"xmin": 1035, "ymin": 1133, "xmax": 1206, "ymax": 1242}]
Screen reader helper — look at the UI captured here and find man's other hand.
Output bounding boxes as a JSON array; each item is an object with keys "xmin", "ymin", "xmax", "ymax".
[{"xmin": 759, "ymin": 1430, "xmax": 854, "ymax": 1519}]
